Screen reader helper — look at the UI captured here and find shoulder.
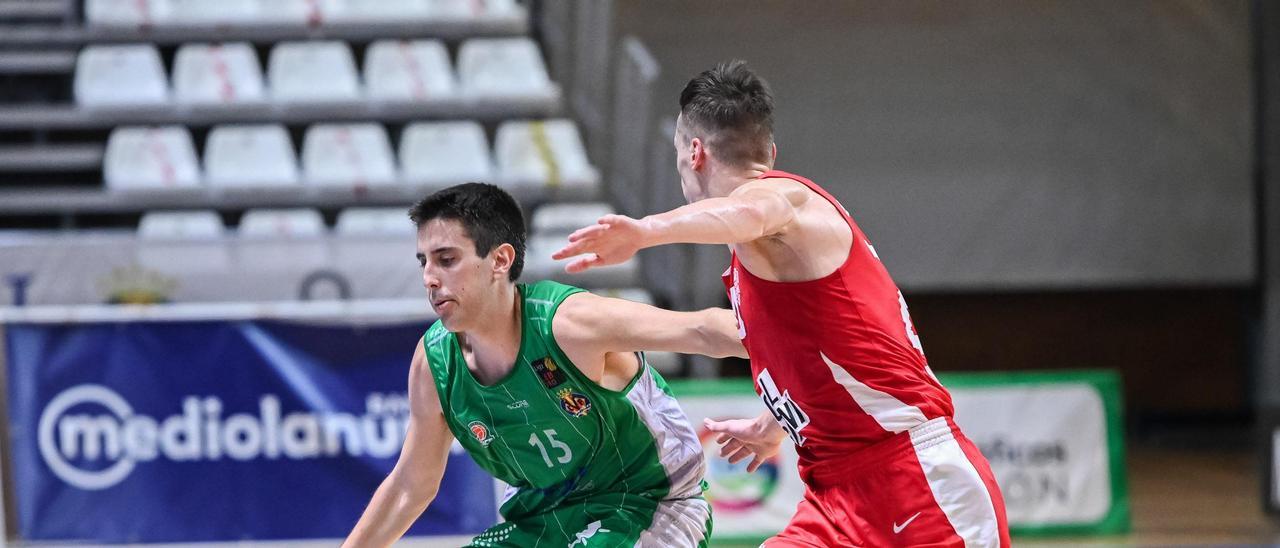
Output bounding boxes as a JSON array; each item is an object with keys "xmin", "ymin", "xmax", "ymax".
[
  {"xmin": 733, "ymin": 177, "xmax": 815, "ymax": 208},
  {"xmin": 547, "ymin": 290, "xmax": 604, "ymax": 349},
  {"xmin": 408, "ymin": 336, "xmax": 445, "ymax": 417},
  {"xmin": 423, "ymin": 320, "xmax": 451, "ymax": 350},
  {"xmin": 522, "ymin": 280, "xmax": 586, "ymax": 303},
  {"xmin": 524, "ymin": 281, "xmax": 588, "ymax": 323}
]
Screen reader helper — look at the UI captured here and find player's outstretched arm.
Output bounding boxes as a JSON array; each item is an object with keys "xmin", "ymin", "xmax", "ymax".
[
  {"xmin": 552, "ymin": 180, "xmax": 802, "ymax": 273},
  {"xmin": 702, "ymin": 412, "xmax": 787, "ymax": 473},
  {"xmin": 552, "ymin": 292, "xmax": 748, "ymax": 360},
  {"xmin": 342, "ymin": 341, "xmax": 454, "ymax": 548}
]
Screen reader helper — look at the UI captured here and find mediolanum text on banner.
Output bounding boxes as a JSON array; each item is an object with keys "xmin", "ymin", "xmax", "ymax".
[
  {"xmin": 4, "ymin": 320, "xmax": 496, "ymax": 543},
  {"xmin": 670, "ymin": 370, "xmax": 1129, "ymax": 544}
]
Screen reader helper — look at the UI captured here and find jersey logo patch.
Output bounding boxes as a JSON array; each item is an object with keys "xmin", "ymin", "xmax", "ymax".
[
  {"xmin": 531, "ymin": 356, "xmax": 567, "ymax": 388},
  {"xmin": 568, "ymin": 520, "xmax": 612, "ymax": 547},
  {"xmin": 757, "ymin": 369, "xmax": 811, "ymax": 446},
  {"xmin": 557, "ymin": 388, "xmax": 592, "ymax": 418},
  {"xmin": 468, "ymin": 420, "xmax": 495, "ymax": 447}
]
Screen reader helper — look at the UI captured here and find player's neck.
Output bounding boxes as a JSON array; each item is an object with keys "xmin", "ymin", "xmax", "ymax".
[
  {"xmin": 707, "ymin": 162, "xmax": 772, "ymax": 197},
  {"xmin": 458, "ymin": 285, "xmax": 522, "ymax": 383}
]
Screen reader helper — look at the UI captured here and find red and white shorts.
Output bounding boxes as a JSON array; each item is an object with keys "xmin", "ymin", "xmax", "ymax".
[{"xmin": 764, "ymin": 417, "xmax": 1010, "ymax": 547}]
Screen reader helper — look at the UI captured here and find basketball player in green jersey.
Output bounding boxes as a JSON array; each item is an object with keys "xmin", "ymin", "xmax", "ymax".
[{"xmin": 343, "ymin": 183, "xmax": 745, "ymax": 547}]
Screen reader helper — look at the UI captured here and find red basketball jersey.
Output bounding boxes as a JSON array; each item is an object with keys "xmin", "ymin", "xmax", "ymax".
[{"xmin": 722, "ymin": 170, "xmax": 955, "ymax": 479}]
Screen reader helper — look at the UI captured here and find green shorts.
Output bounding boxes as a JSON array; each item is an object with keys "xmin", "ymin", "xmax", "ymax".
[{"xmin": 467, "ymin": 495, "xmax": 712, "ymax": 548}]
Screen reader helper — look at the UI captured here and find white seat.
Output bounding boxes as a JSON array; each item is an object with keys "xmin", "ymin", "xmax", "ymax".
[
  {"xmin": 163, "ymin": 0, "xmax": 266, "ymax": 25},
  {"xmin": 249, "ymin": 0, "xmax": 318, "ymax": 25},
  {"xmin": 136, "ymin": 211, "xmax": 232, "ymax": 275},
  {"xmin": 364, "ymin": 39, "xmax": 455, "ymax": 101},
  {"xmin": 532, "ymin": 202, "xmax": 614, "ymax": 235},
  {"xmin": 74, "ymin": 45, "xmax": 168, "ymax": 106},
  {"xmin": 495, "ymin": 119, "xmax": 599, "ymax": 189},
  {"xmin": 85, "ymin": 0, "xmax": 174, "ymax": 27},
  {"xmin": 457, "ymin": 38, "xmax": 554, "ymax": 99},
  {"xmin": 138, "ymin": 211, "xmax": 226, "ymax": 240},
  {"xmin": 302, "ymin": 123, "xmax": 397, "ymax": 187},
  {"xmin": 239, "ymin": 208, "xmax": 326, "ymax": 239},
  {"xmin": 423, "ymin": 0, "xmax": 520, "ymax": 19},
  {"xmin": 321, "ymin": 0, "xmax": 431, "ymax": 23},
  {"xmin": 103, "ymin": 126, "xmax": 201, "ymax": 189},
  {"xmin": 399, "ymin": 121, "xmax": 493, "ymax": 188},
  {"xmin": 523, "ymin": 234, "xmax": 638, "ymax": 289},
  {"xmin": 335, "ymin": 208, "xmax": 414, "ymax": 237},
  {"xmin": 204, "ymin": 124, "xmax": 300, "ymax": 188},
  {"xmin": 173, "ymin": 43, "xmax": 266, "ymax": 105},
  {"xmin": 236, "ymin": 209, "xmax": 329, "ymax": 273},
  {"xmin": 268, "ymin": 41, "xmax": 361, "ymax": 103}
]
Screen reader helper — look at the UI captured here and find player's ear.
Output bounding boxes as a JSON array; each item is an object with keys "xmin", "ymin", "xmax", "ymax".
[
  {"xmin": 690, "ymin": 137, "xmax": 706, "ymax": 170},
  {"xmin": 770, "ymin": 142, "xmax": 777, "ymax": 162},
  {"xmin": 490, "ymin": 243, "xmax": 516, "ymax": 279}
]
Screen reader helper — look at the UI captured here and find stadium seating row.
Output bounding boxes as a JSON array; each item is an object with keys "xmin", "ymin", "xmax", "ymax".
[
  {"xmin": 86, "ymin": 0, "xmax": 522, "ymax": 27},
  {"xmin": 104, "ymin": 119, "xmax": 596, "ymax": 191},
  {"xmin": 138, "ymin": 202, "xmax": 614, "ymax": 240},
  {"xmin": 76, "ymin": 38, "xmax": 552, "ymax": 106},
  {"xmin": 128, "ymin": 202, "xmax": 643, "ymax": 302}
]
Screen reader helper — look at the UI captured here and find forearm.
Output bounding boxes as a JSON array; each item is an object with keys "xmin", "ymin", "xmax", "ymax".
[
  {"xmin": 343, "ymin": 475, "xmax": 435, "ymax": 548},
  {"xmin": 639, "ymin": 195, "xmax": 785, "ymax": 247}
]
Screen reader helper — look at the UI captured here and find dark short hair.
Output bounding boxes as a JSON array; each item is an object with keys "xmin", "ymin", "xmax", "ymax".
[
  {"xmin": 679, "ymin": 60, "xmax": 775, "ymax": 166},
  {"xmin": 408, "ymin": 182, "xmax": 525, "ymax": 281}
]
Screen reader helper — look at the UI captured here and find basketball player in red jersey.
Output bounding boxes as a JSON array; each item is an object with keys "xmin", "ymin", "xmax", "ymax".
[{"xmin": 553, "ymin": 60, "xmax": 1010, "ymax": 547}]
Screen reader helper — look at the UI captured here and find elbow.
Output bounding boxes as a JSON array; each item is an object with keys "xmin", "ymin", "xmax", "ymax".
[
  {"xmin": 389, "ymin": 470, "xmax": 439, "ymax": 511},
  {"xmin": 696, "ymin": 310, "xmax": 746, "ymax": 358}
]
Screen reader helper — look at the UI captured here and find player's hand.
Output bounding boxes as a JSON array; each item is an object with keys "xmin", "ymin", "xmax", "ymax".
[
  {"xmin": 551, "ymin": 215, "xmax": 647, "ymax": 273},
  {"xmin": 702, "ymin": 416, "xmax": 785, "ymax": 473}
]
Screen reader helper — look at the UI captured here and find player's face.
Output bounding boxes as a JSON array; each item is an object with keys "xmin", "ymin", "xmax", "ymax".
[{"xmin": 415, "ymin": 218, "xmax": 498, "ymax": 332}]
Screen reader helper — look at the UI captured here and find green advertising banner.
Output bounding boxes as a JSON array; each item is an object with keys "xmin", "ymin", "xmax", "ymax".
[{"xmin": 669, "ymin": 370, "xmax": 1130, "ymax": 545}]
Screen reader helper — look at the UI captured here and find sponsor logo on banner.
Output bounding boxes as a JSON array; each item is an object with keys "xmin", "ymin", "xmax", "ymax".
[
  {"xmin": 697, "ymin": 422, "xmax": 780, "ymax": 513},
  {"xmin": 37, "ymin": 384, "xmax": 410, "ymax": 491},
  {"xmin": 952, "ymin": 384, "xmax": 1111, "ymax": 524}
]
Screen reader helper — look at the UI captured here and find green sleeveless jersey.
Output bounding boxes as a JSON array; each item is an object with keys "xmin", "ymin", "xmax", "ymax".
[{"xmin": 423, "ymin": 281, "xmax": 706, "ymax": 522}]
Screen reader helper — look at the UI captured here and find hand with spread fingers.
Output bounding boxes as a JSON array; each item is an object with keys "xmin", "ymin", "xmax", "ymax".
[
  {"xmin": 702, "ymin": 414, "xmax": 786, "ymax": 473},
  {"xmin": 552, "ymin": 214, "xmax": 649, "ymax": 273}
]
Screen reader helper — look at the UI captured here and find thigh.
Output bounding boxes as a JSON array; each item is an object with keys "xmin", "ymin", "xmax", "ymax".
[
  {"xmin": 468, "ymin": 510, "xmax": 633, "ymax": 548},
  {"xmin": 841, "ymin": 436, "xmax": 1005, "ymax": 547},
  {"xmin": 471, "ymin": 497, "xmax": 698, "ymax": 548},
  {"xmin": 763, "ymin": 488, "xmax": 855, "ymax": 548},
  {"xmin": 634, "ymin": 497, "xmax": 713, "ymax": 548}
]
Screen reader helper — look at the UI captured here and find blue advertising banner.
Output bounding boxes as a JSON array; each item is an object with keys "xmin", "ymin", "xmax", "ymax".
[{"xmin": 4, "ymin": 319, "xmax": 496, "ymax": 543}]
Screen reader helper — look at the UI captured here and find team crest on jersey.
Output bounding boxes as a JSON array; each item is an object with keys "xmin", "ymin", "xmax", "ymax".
[
  {"xmin": 557, "ymin": 388, "xmax": 592, "ymax": 418},
  {"xmin": 530, "ymin": 356, "xmax": 567, "ymax": 388},
  {"xmin": 468, "ymin": 420, "xmax": 495, "ymax": 447}
]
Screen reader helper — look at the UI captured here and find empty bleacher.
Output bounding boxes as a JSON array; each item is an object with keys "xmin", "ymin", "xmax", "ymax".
[
  {"xmin": 0, "ymin": 1, "xmax": 592, "ymax": 218},
  {"xmin": 0, "ymin": 0, "xmax": 634, "ymax": 312}
]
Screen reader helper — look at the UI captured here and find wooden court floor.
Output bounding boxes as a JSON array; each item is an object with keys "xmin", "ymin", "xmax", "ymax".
[{"xmin": 1017, "ymin": 445, "xmax": 1280, "ymax": 547}]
